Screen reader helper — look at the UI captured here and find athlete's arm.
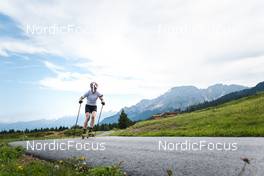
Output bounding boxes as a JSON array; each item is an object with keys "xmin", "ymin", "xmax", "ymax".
[{"xmin": 99, "ymin": 95, "xmax": 105, "ymax": 105}]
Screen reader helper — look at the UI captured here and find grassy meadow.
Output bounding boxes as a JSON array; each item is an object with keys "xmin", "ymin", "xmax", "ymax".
[
  {"xmin": 113, "ymin": 93, "xmax": 264, "ymax": 137},
  {"xmin": 0, "ymin": 129, "xmax": 125, "ymax": 176}
]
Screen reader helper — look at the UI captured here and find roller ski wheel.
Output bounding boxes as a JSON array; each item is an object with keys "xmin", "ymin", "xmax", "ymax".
[{"xmin": 81, "ymin": 130, "xmax": 95, "ymax": 139}]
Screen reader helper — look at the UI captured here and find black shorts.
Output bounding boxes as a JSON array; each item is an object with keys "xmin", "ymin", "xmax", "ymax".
[{"xmin": 85, "ymin": 105, "xmax": 97, "ymax": 113}]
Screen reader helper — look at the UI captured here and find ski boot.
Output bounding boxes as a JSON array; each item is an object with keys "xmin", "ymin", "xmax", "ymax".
[
  {"xmin": 81, "ymin": 128, "xmax": 87, "ymax": 139},
  {"xmin": 81, "ymin": 127, "xmax": 95, "ymax": 139}
]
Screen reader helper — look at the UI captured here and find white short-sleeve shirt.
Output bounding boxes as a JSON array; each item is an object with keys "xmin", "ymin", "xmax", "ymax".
[{"xmin": 83, "ymin": 90, "xmax": 103, "ymax": 106}]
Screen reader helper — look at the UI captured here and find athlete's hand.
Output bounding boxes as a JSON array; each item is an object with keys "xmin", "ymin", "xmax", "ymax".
[
  {"xmin": 79, "ymin": 96, "xmax": 84, "ymax": 104},
  {"xmin": 101, "ymin": 101, "xmax": 105, "ymax": 106}
]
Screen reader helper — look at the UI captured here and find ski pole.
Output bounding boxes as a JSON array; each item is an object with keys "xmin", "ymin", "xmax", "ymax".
[
  {"xmin": 73, "ymin": 102, "xmax": 82, "ymax": 137},
  {"xmin": 95, "ymin": 105, "xmax": 103, "ymax": 135}
]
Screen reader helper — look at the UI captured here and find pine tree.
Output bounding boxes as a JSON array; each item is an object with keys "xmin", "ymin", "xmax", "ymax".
[{"xmin": 118, "ymin": 109, "xmax": 132, "ymax": 129}]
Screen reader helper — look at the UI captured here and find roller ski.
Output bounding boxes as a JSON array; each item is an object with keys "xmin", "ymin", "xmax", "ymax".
[{"xmin": 81, "ymin": 128, "xmax": 95, "ymax": 139}]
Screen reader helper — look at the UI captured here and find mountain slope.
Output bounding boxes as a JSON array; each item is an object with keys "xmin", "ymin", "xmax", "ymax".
[
  {"xmin": 0, "ymin": 116, "xmax": 78, "ymax": 131},
  {"xmin": 0, "ymin": 111, "xmax": 116, "ymax": 131},
  {"xmin": 187, "ymin": 81, "xmax": 264, "ymax": 112},
  {"xmin": 113, "ymin": 92, "xmax": 264, "ymax": 137},
  {"xmin": 101, "ymin": 84, "xmax": 246, "ymax": 124}
]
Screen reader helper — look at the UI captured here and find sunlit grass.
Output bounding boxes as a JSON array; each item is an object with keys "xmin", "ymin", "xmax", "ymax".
[
  {"xmin": 113, "ymin": 93, "xmax": 264, "ymax": 137},
  {"xmin": 0, "ymin": 131, "xmax": 125, "ymax": 176},
  {"xmin": 0, "ymin": 142, "xmax": 125, "ymax": 176}
]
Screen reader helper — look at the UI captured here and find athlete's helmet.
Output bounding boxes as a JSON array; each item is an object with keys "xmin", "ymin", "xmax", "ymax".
[{"xmin": 90, "ymin": 82, "xmax": 98, "ymax": 93}]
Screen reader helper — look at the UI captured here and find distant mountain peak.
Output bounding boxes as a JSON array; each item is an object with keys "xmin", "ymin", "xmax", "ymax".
[
  {"xmin": 169, "ymin": 85, "xmax": 198, "ymax": 91},
  {"xmin": 101, "ymin": 83, "xmax": 248, "ymax": 124},
  {"xmin": 207, "ymin": 83, "xmax": 224, "ymax": 88},
  {"xmin": 255, "ymin": 81, "xmax": 264, "ymax": 89},
  {"xmin": 0, "ymin": 111, "xmax": 117, "ymax": 131}
]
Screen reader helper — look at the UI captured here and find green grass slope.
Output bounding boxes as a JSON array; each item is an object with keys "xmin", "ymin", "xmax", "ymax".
[{"xmin": 113, "ymin": 92, "xmax": 264, "ymax": 137}]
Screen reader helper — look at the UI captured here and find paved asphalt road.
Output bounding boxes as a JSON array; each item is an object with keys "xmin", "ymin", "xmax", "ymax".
[{"xmin": 10, "ymin": 137, "xmax": 264, "ymax": 176}]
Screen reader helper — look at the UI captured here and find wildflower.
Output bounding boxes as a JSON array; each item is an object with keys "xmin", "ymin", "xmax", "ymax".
[
  {"xmin": 79, "ymin": 156, "xmax": 86, "ymax": 161},
  {"xmin": 17, "ymin": 165, "xmax": 23, "ymax": 171},
  {"xmin": 54, "ymin": 164, "xmax": 60, "ymax": 169},
  {"xmin": 59, "ymin": 160, "xmax": 64, "ymax": 164}
]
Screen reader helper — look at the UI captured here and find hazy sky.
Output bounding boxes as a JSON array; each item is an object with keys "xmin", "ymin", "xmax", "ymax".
[{"xmin": 0, "ymin": 0, "xmax": 264, "ymax": 122}]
